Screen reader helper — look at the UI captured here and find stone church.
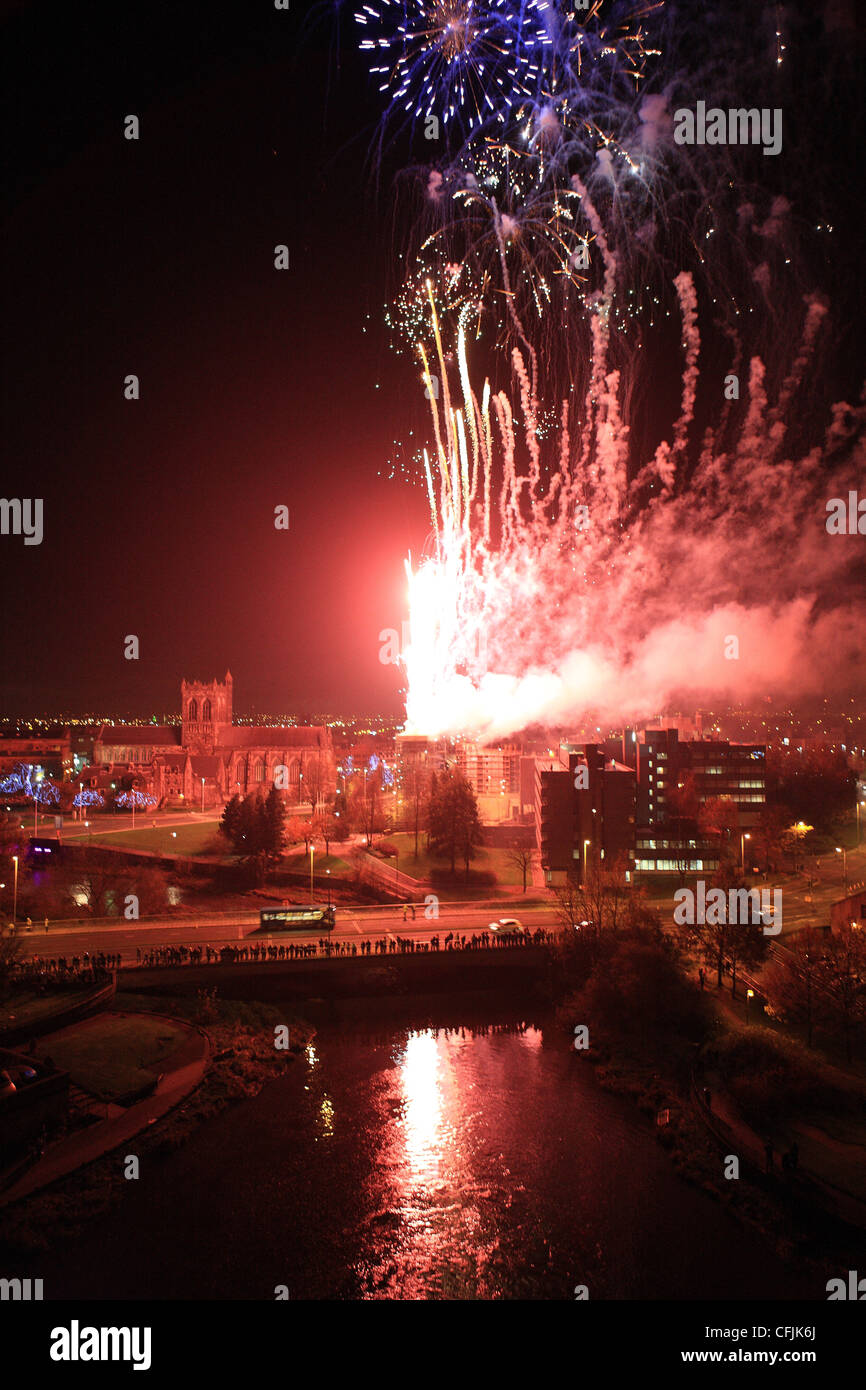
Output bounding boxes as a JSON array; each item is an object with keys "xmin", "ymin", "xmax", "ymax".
[{"xmin": 92, "ymin": 672, "xmax": 336, "ymax": 811}]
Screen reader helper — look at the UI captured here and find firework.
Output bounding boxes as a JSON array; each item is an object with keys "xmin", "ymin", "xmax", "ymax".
[
  {"xmin": 401, "ymin": 277, "xmax": 865, "ymax": 740},
  {"xmin": 354, "ymin": 0, "xmax": 553, "ymax": 139},
  {"xmin": 351, "ymin": 0, "xmax": 861, "ymax": 737}
]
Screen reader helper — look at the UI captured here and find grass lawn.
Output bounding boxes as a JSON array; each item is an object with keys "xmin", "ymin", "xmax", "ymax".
[
  {"xmin": 283, "ymin": 849, "xmax": 353, "ymax": 878},
  {"xmin": 82, "ymin": 823, "xmax": 223, "ymax": 857},
  {"xmin": 0, "ymin": 988, "xmax": 97, "ymax": 1033},
  {"xmin": 376, "ymin": 833, "xmax": 530, "ymax": 887},
  {"xmin": 34, "ymin": 1014, "xmax": 189, "ymax": 1101}
]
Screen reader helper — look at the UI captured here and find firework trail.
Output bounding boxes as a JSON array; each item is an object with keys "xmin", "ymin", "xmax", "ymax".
[
  {"xmin": 348, "ymin": 1, "xmax": 864, "ymax": 737},
  {"xmin": 402, "ymin": 272, "xmax": 865, "ymax": 740}
]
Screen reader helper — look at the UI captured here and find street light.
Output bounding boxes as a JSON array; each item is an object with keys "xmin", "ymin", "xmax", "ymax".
[
  {"xmin": 857, "ymin": 800, "xmax": 865, "ymax": 847},
  {"xmin": 12, "ymin": 855, "xmax": 18, "ymax": 927},
  {"xmin": 201, "ymin": 777, "xmax": 205, "ymax": 814},
  {"xmin": 583, "ymin": 838, "xmax": 590, "ymax": 880},
  {"xmin": 836, "ymin": 846, "xmax": 849, "ymax": 895},
  {"xmin": 310, "ymin": 844, "xmax": 315, "ymax": 904},
  {"xmin": 740, "ymin": 831, "xmax": 751, "ymax": 874}
]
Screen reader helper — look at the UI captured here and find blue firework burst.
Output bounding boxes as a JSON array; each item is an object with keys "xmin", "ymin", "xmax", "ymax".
[{"xmin": 355, "ymin": 0, "xmax": 553, "ymax": 136}]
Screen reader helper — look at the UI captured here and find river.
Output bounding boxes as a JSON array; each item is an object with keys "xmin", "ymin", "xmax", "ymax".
[{"xmin": 12, "ymin": 1007, "xmax": 822, "ymax": 1300}]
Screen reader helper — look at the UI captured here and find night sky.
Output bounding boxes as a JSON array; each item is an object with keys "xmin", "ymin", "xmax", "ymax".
[
  {"xmin": 1, "ymin": 1, "xmax": 434, "ymax": 717},
  {"xmin": 1, "ymin": 0, "xmax": 863, "ymax": 718}
]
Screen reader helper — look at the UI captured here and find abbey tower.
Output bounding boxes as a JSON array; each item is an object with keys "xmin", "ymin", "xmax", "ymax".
[{"xmin": 181, "ymin": 671, "xmax": 233, "ymax": 754}]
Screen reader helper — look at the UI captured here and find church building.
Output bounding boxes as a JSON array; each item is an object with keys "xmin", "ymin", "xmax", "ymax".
[{"xmin": 91, "ymin": 672, "xmax": 336, "ymax": 811}]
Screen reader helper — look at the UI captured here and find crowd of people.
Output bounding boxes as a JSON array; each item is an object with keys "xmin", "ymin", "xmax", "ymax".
[
  {"xmin": 8, "ymin": 926, "xmax": 555, "ymax": 982},
  {"xmin": 9, "ymin": 953, "xmax": 116, "ymax": 987},
  {"xmin": 132, "ymin": 927, "xmax": 554, "ymax": 969}
]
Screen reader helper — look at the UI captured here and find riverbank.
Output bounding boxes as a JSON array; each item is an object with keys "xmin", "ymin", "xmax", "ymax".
[
  {"xmin": 0, "ymin": 994, "xmax": 315, "ymax": 1254},
  {"xmin": 563, "ymin": 997, "xmax": 865, "ymax": 1277}
]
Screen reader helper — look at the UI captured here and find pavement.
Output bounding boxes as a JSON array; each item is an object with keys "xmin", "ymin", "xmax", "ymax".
[{"xmin": 13, "ymin": 900, "xmax": 558, "ymax": 966}]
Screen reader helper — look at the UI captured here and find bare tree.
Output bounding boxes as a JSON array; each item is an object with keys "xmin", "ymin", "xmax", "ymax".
[
  {"xmin": 816, "ymin": 924, "xmax": 866, "ymax": 1062},
  {"xmin": 765, "ymin": 928, "xmax": 824, "ymax": 1047},
  {"xmin": 506, "ymin": 847, "xmax": 534, "ymax": 894},
  {"xmin": 553, "ymin": 854, "xmax": 630, "ymax": 959}
]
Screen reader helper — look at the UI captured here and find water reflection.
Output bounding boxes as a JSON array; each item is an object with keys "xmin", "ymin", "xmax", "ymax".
[
  {"xmin": 357, "ymin": 1023, "xmax": 550, "ymax": 1298},
  {"xmin": 399, "ymin": 1031, "xmax": 444, "ymax": 1181},
  {"xmin": 12, "ymin": 1011, "xmax": 826, "ymax": 1301}
]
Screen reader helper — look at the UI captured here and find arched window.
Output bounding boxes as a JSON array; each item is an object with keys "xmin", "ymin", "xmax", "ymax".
[
  {"xmin": 255, "ymin": 760, "xmax": 266, "ymax": 783},
  {"xmin": 202, "ymin": 699, "xmax": 212, "ymax": 722},
  {"xmin": 188, "ymin": 698, "xmax": 198, "ymax": 722},
  {"xmin": 288, "ymin": 758, "xmax": 301, "ymax": 795},
  {"xmin": 235, "ymin": 760, "xmax": 246, "ymax": 791}
]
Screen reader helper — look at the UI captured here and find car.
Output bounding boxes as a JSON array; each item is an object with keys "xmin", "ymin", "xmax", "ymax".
[
  {"xmin": 6, "ymin": 1065, "xmax": 37, "ymax": 1086},
  {"xmin": 488, "ymin": 917, "xmax": 525, "ymax": 935},
  {"xmin": 0, "ymin": 1070, "xmax": 17, "ymax": 1098}
]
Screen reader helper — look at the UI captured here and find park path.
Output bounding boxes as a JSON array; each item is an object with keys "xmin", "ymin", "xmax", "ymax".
[{"xmin": 692, "ymin": 980, "xmax": 866, "ymax": 1231}]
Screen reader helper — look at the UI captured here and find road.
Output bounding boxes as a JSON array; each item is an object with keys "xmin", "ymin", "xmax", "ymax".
[{"xmin": 14, "ymin": 904, "xmax": 560, "ymax": 965}]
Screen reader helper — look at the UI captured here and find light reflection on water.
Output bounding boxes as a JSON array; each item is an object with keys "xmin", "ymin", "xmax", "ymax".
[
  {"xmin": 357, "ymin": 1023, "xmax": 557, "ymax": 1299},
  {"xmin": 12, "ymin": 1012, "xmax": 827, "ymax": 1301}
]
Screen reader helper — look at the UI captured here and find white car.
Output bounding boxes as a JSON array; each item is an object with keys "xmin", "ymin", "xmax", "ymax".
[{"xmin": 489, "ymin": 917, "xmax": 525, "ymax": 936}]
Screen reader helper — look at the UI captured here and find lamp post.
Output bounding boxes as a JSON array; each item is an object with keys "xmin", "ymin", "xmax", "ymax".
[
  {"xmin": 836, "ymin": 846, "xmax": 849, "ymax": 895},
  {"xmin": 310, "ymin": 844, "xmax": 315, "ymax": 905},
  {"xmin": 201, "ymin": 777, "xmax": 205, "ymax": 814},
  {"xmin": 740, "ymin": 831, "xmax": 751, "ymax": 874},
  {"xmin": 857, "ymin": 800, "xmax": 865, "ymax": 847},
  {"xmin": 583, "ymin": 838, "xmax": 590, "ymax": 881},
  {"xmin": 12, "ymin": 854, "xmax": 19, "ymax": 927},
  {"xmin": 78, "ymin": 782, "xmax": 83, "ymax": 824}
]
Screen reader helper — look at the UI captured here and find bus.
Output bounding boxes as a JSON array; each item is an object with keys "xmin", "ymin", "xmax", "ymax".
[{"xmin": 258, "ymin": 905, "xmax": 335, "ymax": 933}]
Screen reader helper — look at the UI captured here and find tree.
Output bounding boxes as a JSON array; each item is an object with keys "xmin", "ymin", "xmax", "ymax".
[
  {"xmin": 218, "ymin": 789, "xmax": 286, "ymax": 875},
  {"xmin": 725, "ymin": 915, "xmax": 770, "ymax": 998},
  {"xmin": 72, "ymin": 849, "xmax": 119, "ymax": 917},
  {"xmin": 402, "ymin": 763, "xmax": 430, "ymax": 858},
  {"xmin": 666, "ymin": 772, "xmax": 701, "ymax": 879},
  {"xmin": 766, "ymin": 928, "xmax": 824, "ymax": 1047},
  {"xmin": 683, "ymin": 858, "xmax": 769, "ymax": 993},
  {"xmin": 302, "ymin": 758, "xmax": 327, "ymax": 816},
  {"xmin": 317, "ymin": 812, "xmax": 339, "ymax": 857},
  {"xmin": 427, "ymin": 767, "xmax": 483, "ymax": 876},
  {"xmin": 220, "ymin": 794, "xmax": 243, "ymax": 846},
  {"xmin": 346, "ymin": 773, "xmax": 386, "ymax": 848},
  {"xmin": 816, "ymin": 924, "xmax": 866, "ymax": 1062},
  {"xmin": 573, "ymin": 938, "xmax": 708, "ymax": 1047},
  {"xmin": 553, "ymin": 855, "xmax": 630, "ymax": 961},
  {"xmin": 766, "ymin": 745, "xmax": 857, "ymax": 831},
  {"xmin": 261, "ymin": 785, "xmax": 287, "ymax": 864},
  {"xmin": 752, "ymin": 803, "xmax": 789, "ymax": 875},
  {"xmin": 698, "ymin": 796, "xmax": 740, "ymax": 856},
  {"xmin": 506, "ymin": 846, "xmax": 533, "ymax": 893},
  {"xmin": 0, "ymin": 931, "xmax": 22, "ymax": 995},
  {"xmin": 285, "ymin": 816, "xmax": 310, "ymax": 851}
]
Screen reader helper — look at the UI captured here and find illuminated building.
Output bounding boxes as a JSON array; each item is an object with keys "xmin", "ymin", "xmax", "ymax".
[
  {"xmin": 535, "ymin": 745, "xmax": 636, "ymax": 886},
  {"xmin": 92, "ymin": 673, "xmax": 336, "ymax": 809}
]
